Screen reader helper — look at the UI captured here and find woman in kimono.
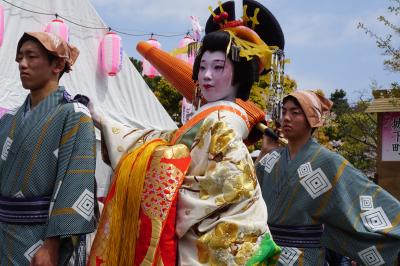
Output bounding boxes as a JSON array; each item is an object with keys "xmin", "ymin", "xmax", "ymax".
[
  {"xmin": 89, "ymin": 1, "xmax": 284, "ymax": 265},
  {"xmin": 256, "ymin": 90, "xmax": 400, "ymax": 265}
]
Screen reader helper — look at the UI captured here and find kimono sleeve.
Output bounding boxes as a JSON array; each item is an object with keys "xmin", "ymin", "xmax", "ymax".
[
  {"xmin": 45, "ymin": 103, "xmax": 97, "ymax": 238},
  {"xmin": 100, "ymin": 116, "xmax": 175, "ymax": 169},
  {"xmin": 316, "ymin": 155, "xmax": 400, "ymax": 264}
]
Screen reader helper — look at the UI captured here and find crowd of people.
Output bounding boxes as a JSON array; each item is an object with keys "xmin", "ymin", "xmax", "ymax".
[{"xmin": 0, "ymin": 0, "xmax": 399, "ymax": 265}]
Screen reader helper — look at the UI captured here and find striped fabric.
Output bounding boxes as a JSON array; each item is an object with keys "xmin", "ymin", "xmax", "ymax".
[
  {"xmin": 0, "ymin": 195, "xmax": 50, "ymax": 224},
  {"xmin": 269, "ymin": 223, "xmax": 324, "ymax": 248}
]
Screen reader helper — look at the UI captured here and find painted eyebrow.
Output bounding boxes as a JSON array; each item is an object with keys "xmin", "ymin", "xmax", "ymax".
[{"xmin": 200, "ymin": 59, "xmax": 226, "ymax": 63}]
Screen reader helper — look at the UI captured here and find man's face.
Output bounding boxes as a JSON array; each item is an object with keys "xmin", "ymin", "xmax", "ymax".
[
  {"xmin": 281, "ymin": 99, "xmax": 312, "ymax": 140},
  {"xmin": 16, "ymin": 40, "xmax": 56, "ymax": 91},
  {"xmin": 198, "ymin": 51, "xmax": 237, "ymax": 102}
]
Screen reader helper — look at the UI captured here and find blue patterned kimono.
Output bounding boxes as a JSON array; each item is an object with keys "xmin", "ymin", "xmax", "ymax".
[
  {"xmin": 256, "ymin": 138, "xmax": 400, "ymax": 265},
  {"xmin": 0, "ymin": 87, "xmax": 96, "ymax": 265}
]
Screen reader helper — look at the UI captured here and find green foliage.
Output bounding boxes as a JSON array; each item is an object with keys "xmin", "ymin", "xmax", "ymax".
[
  {"xmin": 322, "ymin": 91, "xmax": 377, "ymax": 176},
  {"xmin": 249, "ymin": 75, "xmax": 297, "ymax": 112},
  {"xmin": 330, "ymin": 89, "xmax": 350, "ymax": 115},
  {"xmin": 130, "ymin": 57, "xmax": 142, "ymax": 73},
  {"xmin": 336, "ymin": 104, "xmax": 377, "ymax": 175},
  {"xmin": 153, "ymin": 78, "xmax": 183, "ymax": 125}
]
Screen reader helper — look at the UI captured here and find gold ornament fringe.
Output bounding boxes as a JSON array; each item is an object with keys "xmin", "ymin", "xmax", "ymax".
[{"xmin": 105, "ymin": 139, "xmax": 168, "ymax": 266}]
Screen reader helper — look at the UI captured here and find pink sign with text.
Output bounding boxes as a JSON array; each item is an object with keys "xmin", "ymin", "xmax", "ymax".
[{"xmin": 382, "ymin": 112, "xmax": 400, "ymax": 161}]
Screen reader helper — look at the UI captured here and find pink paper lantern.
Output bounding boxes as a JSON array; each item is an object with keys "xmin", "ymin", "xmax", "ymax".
[
  {"xmin": 0, "ymin": 5, "xmax": 4, "ymax": 47},
  {"xmin": 142, "ymin": 38, "xmax": 161, "ymax": 78},
  {"xmin": 44, "ymin": 19, "xmax": 69, "ymax": 42},
  {"xmin": 100, "ymin": 32, "xmax": 123, "ymax": 76},
  {"xmin": 177, "ymin": 35, "xmax": 195, "ymax": 65}
]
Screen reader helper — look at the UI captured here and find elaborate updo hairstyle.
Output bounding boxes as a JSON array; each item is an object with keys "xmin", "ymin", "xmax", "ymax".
[{"xmin": 192, "ymin": 31, "xmax": 259, "ymax": 101}]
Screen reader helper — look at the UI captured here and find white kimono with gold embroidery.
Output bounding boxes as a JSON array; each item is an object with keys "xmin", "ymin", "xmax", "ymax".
[{"xmin": 101, "ymin": 101, "xmax": 279, "ymax": 265}]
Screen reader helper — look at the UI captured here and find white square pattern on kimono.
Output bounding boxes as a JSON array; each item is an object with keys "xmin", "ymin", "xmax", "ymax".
[
  {"xmin": 358, "ymin": 246, "xmax": 385, "ymax": 266},
  {"xmin": 1, "ymin": 137, "xmax": 12, "ymax": 161},
  {"xmin": 53, "ymin": 148, "xmax": 59, "ymax": 158},
  {"xmin": 14, "ymin": 191, "xmax": 24, "ymax": 198},
  {"xmin": 360, "ymin": 206, "xmax": 392, "ymax": 232},
  {"xmin": 72, "ymin": 189, "xmax": 94, "ymax": 222},
  {"xmin": 260, "ymin": 151, "xmax": 280, "ymax": 173},
  {"xmin": 278, "ymin": 247, "xmax": 301, "ymax": 266},
  {"xmin": 73, "ymin": 102, "xmax": 91, "ymax": 117},
  {"xmin": 360, "ymin": 195, "xmax": 374, "ymax": 211},
  {"xmin": 300, "ymin": 168, "xmax": 332, "ymax": 199},
  {"xmin": 297, "ymin": 162, "xmax": 313, "ymax": 178},
  {"xmin": 24, "ymin": 240, "xmax": 43, "ymax": 262}
]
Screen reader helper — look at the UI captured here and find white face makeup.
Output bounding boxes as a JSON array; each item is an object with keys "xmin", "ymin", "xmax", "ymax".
[{"xmin": 198, "ymin": 51, "xmax": 237, "ymax": 103}]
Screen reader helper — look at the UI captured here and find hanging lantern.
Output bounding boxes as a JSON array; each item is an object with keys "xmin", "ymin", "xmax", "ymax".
[
  {"xmin": 44, "ymin": 18, "xmax": 69, "ymax": 42},
  {"xmin": 142, "ymin": 37, "xmax": 161, "ymax": 78},
  {"xmin": 100, "ymin": 32, "xmax": 123, "ymax": 76},
  {"xmin": 176, "ymin": 35, "xmax": 195, "ymax": 65},
  {"xmin": 0, "ymin": 5, "xmax": 4, "ymax": 47}
]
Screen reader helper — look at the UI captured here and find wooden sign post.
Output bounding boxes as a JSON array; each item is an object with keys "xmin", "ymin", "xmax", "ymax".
[{"xmin": 366, "ymin": 96, "xmax": 400, "ymax": 199}]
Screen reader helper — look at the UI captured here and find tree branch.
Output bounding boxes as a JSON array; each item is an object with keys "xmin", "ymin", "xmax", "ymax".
[{"xmin": 347, "ymin": 134, "xmax": 377, "ymax": 149}]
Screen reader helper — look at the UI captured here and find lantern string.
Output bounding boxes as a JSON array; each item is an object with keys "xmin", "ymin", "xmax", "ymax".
[
  {"xmin": 2, "ymin": 0, "xmax": 53, "ymax": 16},
  {"xmin": 1, "ymin": 0, "xmax": 197, "ymax": 38}
]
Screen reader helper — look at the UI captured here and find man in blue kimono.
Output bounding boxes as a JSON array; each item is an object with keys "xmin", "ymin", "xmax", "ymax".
[
  {"xmin": 0, "ymin": 32, "xmax": 96, "ymax": 265},
  {"xmin": 256, "ymin": 90, "xmax": 400, "ymax": 265}
]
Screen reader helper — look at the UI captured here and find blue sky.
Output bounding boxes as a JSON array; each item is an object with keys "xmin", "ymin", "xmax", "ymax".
[{"xmin": 91, "ymin": 0, "xmax": 399, "ymax": 103}]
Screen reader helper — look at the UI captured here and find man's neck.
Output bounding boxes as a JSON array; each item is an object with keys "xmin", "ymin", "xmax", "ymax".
[
  {"xmin": 29, "ymin": 82, "xmax": 59, "ymax": 109},
  {"xmin": 287, "ymin": 135, "xmax": 312, "ymax": 160}
]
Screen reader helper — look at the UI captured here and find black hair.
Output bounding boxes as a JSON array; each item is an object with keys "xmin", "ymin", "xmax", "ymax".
[
  {"xmin": 17, "ymin": 34, "xmax": 67, "ymax": 80},
  {"xmin": 282, "ymin": 95, "xmax": 300, "ymax": 107},
  {"xmin": 192, "ymin": 31, "xmax": 259, "ymax": 101}
]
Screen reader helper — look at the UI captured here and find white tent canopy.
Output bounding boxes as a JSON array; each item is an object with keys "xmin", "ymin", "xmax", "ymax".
[{"xmin": 0, "ymin": 0, "xmax": 177, "ymax": 196}]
